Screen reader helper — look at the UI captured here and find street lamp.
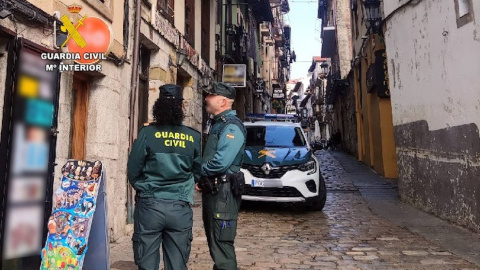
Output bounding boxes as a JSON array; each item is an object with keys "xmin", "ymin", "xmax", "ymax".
[
  {"xmin": 200, "ymin": 73, "xmax": 212, "ymax": 89},
  {"xmin": 169, "ymin": 48, "xmax": 188, "ymax": 68},
  {"xmin": 363, "ymin": 0, "xmax": 382, "ymax": 33}
]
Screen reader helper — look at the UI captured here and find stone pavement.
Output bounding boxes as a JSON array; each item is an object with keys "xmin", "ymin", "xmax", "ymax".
[{"xmin": 110, "ymin": 150, "xmax": 480, "ymax": 270}]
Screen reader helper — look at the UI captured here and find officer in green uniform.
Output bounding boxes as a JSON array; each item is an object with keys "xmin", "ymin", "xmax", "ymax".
[
  {"xmin": 196, "ymin": 82, "xmax": 247, "ymax": 270},
  {"xmin": 127, "ymin": 84, "xmax": 202, "ymax": 270}
]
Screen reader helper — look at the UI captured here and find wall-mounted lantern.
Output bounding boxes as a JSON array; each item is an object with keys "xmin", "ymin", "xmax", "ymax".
[
  {"xmin": 169, "ymin": 48, "xmax": 188, "ymax": 68},
  {"xmin": 363, "ymin": 0, "xmax": 382, "ymax": 33}
]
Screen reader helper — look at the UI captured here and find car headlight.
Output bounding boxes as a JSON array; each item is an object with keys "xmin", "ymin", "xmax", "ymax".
[{"xmin": 298, "ymin": 158, "xmax": 317, "ymax": 174}]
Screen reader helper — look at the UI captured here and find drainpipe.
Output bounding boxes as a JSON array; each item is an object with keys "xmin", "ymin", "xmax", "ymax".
[{"xmin": 127, "ymin": 0, "xmax": 142, "ymax": 224}]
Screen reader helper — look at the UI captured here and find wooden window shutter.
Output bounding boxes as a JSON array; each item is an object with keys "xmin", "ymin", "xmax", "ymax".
[
  {"xmin": 185, "ymin": 0, "xmax": 195, "ymax": 46},
  {"xmin": 168, "ymin": 0, "xmax": 174, "ymax": 22},
  {"xmin": 158, "ymin": 0, "xmax": 174, "ymax": 23},
  {"xmin": 201, "ymin": 0, "xmax": 210, "ymax": 60},
  {"xmin": 157, "ymin": 0, "xmax": 166, "ymax": 15}
]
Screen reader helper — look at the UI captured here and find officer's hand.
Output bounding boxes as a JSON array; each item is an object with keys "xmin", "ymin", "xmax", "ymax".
[{"xmin": 195, "ymin": 183, "xmax": 202, "ymax": 192}]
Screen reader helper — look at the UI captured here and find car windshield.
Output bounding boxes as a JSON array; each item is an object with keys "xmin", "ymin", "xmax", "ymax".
[{"xmin": 246, "ymin": 126, "xmax": 306, "ymax": 147}]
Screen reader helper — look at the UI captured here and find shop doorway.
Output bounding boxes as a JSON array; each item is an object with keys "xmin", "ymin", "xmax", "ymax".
[{"xmin": 71, "ymin": 75, "xmax": 90, "ymax": 160}]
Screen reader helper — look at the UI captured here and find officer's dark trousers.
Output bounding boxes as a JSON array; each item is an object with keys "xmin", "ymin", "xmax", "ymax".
[
  {"xmin": 202, "ymin": 182, "xmax": 241, "ymax": 270},
  {"xmin": 132, "ymin": 198, "xmax": 193, "ymax": 270}
]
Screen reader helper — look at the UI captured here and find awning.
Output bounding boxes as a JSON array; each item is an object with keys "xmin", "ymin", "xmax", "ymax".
[
  {"xmin": 248, "ymin": 0, "xmax": 274, "ymax": 22},
  {"xmin": 321, "ymin": 26, "xmax": 336, "ymax": 58}
]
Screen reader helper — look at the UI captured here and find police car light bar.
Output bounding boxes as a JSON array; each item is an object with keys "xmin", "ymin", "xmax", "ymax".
[{"xmin": 246, "ymin": 113, "xmax": 299, "ymax": 122}]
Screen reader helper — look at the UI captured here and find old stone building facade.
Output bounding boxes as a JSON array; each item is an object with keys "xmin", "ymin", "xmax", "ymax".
[
  {"xmin": 384, "ymin": 0, "xmax": 480, "ymax": 232},
  {"xmin": 0, "ymin": 3, "xmax": 293, "ymax": 266},
  {"xmin": 0, "ymin": 0, "xmax": 136, "ymax": 246},
  {"xmin": 318, "ymin": 0, "xmax": 397, "ymax": 177},
  {"xmin": 318, "ymin": 0, "xmax": 358, "ymax": 157},
  {"xmin": 319, "ymin": 0, "xmax": 480, "ymax": 232}
]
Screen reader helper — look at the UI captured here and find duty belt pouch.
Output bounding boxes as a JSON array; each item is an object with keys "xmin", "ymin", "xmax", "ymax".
[
  {"xmin": 229, "ymin": 171, "xmax": 245, "ymax": 197},
  {"xmin": 199, "ymin": 176, "xmax": 215, "ymax": 194}
]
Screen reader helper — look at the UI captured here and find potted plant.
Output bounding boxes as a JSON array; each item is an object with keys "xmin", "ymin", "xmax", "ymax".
[{"xmin": 272, "ymin": 99, "xmax": 284, "ymax": 114}]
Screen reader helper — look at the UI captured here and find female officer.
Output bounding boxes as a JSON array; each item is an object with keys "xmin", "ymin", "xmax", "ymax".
[{"xmin": 127, "ymin": 84, "xmax": 202, "ymax": 270}]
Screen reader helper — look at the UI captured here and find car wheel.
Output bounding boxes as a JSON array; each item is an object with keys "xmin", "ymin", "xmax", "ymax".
[{"xmin": 310, "ymin": 179, "xmax": 326, "ymax": 211}]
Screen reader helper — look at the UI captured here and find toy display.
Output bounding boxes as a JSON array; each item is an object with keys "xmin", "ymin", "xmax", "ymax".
[{"xmin": 40, "ymin": 160, "xmax": 103, "ymax": 270}]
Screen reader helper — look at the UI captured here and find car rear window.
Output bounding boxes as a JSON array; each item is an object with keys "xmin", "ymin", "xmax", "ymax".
[{"xmin": 246, "ymin": 126, "xmax": 306, "ymax": 147}]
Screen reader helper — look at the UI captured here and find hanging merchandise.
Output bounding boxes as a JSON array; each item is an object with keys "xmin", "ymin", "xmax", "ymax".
[{"xmin": 40, "ymin": 160, "xmax": 104, "ymax": 270}]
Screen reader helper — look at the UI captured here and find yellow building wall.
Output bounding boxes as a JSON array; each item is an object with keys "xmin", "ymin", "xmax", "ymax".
[
  {"xmin": 379, "ymin": 99, "xmax": 398, "ymax": 178},
  {"xmin": 354, "ymin": 34, "xmax": 398, "ymax": 178}
]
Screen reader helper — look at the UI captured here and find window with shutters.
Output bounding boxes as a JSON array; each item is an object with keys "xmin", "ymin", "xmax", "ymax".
[
  {"xmin": 158, "ymin": 0, "xmax": 175, "ymax": 24},
  {"xmin": 185, "ymin": 0, "xmax": 195, "ymax": 46},
  {"xmin": 201, "ymin": 0, "xmax": 210, "ymax": 61}
]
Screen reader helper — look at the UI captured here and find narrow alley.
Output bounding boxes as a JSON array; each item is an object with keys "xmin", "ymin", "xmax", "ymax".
[{"xmin": 110, "ymin": 151, "xmax": 480, "ymax": 270}]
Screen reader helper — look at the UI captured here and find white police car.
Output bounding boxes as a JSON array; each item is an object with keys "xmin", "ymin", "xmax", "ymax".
[{"xmin": 240, "ymin": 114, "xmax": 327, "ymax": 211}]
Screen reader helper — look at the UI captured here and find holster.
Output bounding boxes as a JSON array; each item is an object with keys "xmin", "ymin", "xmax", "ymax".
[
  {"xmin": 198, "ymin": 176, "xmax": 219, "ymax": 194},
  {"xmin": 199, "ymin": 172, "xmax": 245, "ymax": 196},
  {"xmin": 228, "ymin": 171, "xmax": 245, "ymax": 197}
]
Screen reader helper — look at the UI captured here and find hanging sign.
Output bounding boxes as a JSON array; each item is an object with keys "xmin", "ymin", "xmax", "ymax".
[
  {"xmin": 222, "ymin": 64, "xmax": 246, "ymax": 87},
  {"xmin": 273, "ymin": 89, "xmax": 284, "ymax": 99},
  {"xmin": 255, "ymin": 79, "xmax": 265, "ymax": 93},
  {"xmin": 375, "ymin": 49, "xmax": 390, "ymax": 98}
]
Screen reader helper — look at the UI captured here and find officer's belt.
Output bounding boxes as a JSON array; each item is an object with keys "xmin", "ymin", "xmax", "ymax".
[{"xmin": 210, "ymin": 174, "xmax": 228, "ymax": 184}]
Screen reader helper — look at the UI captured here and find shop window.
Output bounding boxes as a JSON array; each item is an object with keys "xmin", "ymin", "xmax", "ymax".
[
  {"xmin": 455, "ymin": 0, "xmax": 474, "ymax": 28},
  {"xmin": 158, "ymin": 0, "xmax": 175, "ymax": 24}
]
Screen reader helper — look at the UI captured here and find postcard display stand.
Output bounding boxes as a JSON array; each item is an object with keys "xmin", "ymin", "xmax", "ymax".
[{"xmin": 40, "ymin": 160, "xmax": 109, "ymax": 270}]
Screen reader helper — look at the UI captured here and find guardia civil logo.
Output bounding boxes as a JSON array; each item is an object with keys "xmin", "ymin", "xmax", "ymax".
[{"xmin": 59, "ymin": 4, "xmax": 112, "ymax": 64}]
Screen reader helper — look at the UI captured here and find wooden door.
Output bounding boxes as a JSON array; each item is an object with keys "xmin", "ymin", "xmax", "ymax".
[{"xmin": 71, "ymin": 76, "xmax": 90, "ymax": 160}]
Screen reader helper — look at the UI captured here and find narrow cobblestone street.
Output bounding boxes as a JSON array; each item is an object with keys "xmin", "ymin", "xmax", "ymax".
[{"xmin": 110, "ymin": 151, "xmax": 480, "ymax": 270}]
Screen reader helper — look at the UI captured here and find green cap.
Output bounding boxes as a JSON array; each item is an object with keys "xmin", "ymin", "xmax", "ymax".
[
  {"xmin": 159, "ymin": 84, "xmax": 183, "ymax": 100},
  {"xmin": 204, "ymin": 82, "xmax": 236, "ymax": 99}
]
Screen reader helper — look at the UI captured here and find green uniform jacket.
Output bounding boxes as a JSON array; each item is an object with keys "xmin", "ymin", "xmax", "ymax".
[
  {"xmin": 127, "ymin": 124, "xmax": 202, "ymax": 205},
  {"xmin": 202, "ymin": 110, "xmax": 246, "ymax": 176}
]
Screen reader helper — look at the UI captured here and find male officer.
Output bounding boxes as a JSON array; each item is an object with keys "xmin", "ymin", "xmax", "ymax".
[
  {"xmin": 127, "ymin": 84, "xmax": 202, "ymax": 270},
  {"xmin": 197, "ymin": 82, "xmax": 247, "ymax": 270}
]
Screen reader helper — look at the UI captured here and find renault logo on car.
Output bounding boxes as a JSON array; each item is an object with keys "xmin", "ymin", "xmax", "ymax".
[{"xmin": 261, "ymin": 163, "xmax": 272, "ymax": 175}]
